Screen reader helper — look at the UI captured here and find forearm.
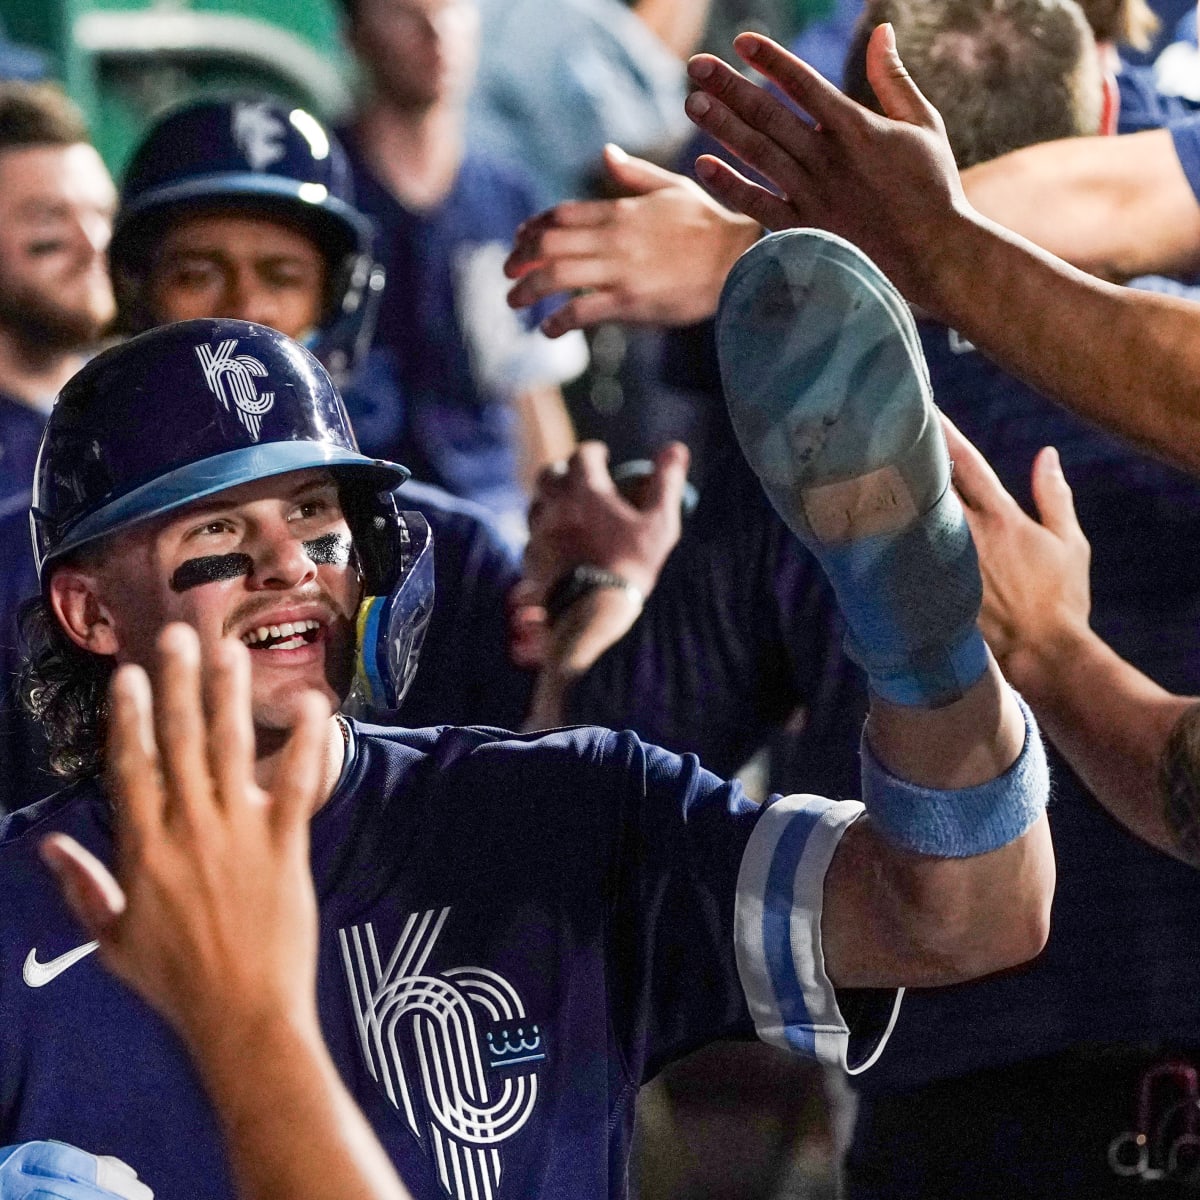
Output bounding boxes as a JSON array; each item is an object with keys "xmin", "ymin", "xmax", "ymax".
[
  {"xmin": 524, "ymin": 585, "xmax": 644, "ymax": 730},
  {"xmin": 194, "ymin": 1014, "xmax": 411, "ymax": 1200},
  {"xmin": 963, "ymin": 129, "xmax": 1200, "ymax": 282},
  {"xmin": 924, "ymin": 211, "xmax": 1200, "ymax": 475},
  {"xmin": 513, "ymin": 384, "xmax": 576, "ymax": 494},
  {"xmin": 1005, "ymin": 623, "xmax": 1197, "ymax": 862},
  {"xmin": 825, "ymin": 663, "xmax": 1054, "ymax": 987}
]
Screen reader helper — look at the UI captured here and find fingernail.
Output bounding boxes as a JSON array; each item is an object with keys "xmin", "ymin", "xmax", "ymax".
[
  {"xmin": 735, "ymin": 34, "xmax": 762, "ymax": 61},
  {"xmin": 688, "ymin": 56, "xmax": 714, "ymax": 80},
  {"xmin": 695, "ymin": 157, "xmax": 716, "ymax": 180},
  {"xmin": 605, "ymin": 142, "xmax": 628, "ymax": 161},
  {"xmin": 686, "ymin": 92, "xmax": 712, "ymax": 118},
  {"xmin": 883, "ymin": 22, "xmax": 897, "ymax": 52},
  {"xmin": 1045, "ymin": 446, "xmax": 1062, "ymax": 473}
]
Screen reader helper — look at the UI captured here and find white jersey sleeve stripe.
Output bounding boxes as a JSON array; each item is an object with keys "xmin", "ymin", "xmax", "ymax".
[{"xmin": 734, "ymin": 794, "xmax": 904, "ymax": 1073}]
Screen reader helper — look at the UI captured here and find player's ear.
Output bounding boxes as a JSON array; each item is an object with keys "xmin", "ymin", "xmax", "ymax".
[{"xmin": 47, "ymin": 568, "xmax": 120, "ymax": 656}]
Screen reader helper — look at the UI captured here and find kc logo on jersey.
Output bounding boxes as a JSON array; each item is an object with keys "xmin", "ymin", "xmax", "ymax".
[
  {"xmin": 196, "ymin": 339, "xmax": 276, "ymax": 440},
  {"xmin": 340, "ymin": 909, "xmax": 545, "ymax": 1200},
  {"xmin": 231, "ymin": 101, "xmax": 287, "ymax": 171}
]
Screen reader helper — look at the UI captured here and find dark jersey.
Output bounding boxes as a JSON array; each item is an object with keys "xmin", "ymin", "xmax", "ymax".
[
  {"xmin": 339, "ymin": 139, "xmax": 584, "ymax": 547},
  {"xmin": 0, "ymin": 392, "xmax": 45, "ymax": 522},
  {"xmin": 0, "ymin": 721, "xmax": 890, "ymax": 1200}
]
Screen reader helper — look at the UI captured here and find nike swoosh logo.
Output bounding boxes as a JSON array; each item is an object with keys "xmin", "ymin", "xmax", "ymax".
[{"xmin": 23, "ymin": 940, "xmax": 100, "ymax": 987}]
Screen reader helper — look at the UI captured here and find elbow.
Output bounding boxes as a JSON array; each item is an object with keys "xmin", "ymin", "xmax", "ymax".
[{"xmin": 893, "ymin": 815, "xmax": 1056, "ymax": 986}]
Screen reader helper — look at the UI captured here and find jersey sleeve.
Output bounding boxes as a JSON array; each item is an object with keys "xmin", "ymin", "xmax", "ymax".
[
  {"xmin": 1170, "ymin": 114, "xmax": 1200, "ymax": 205},
  {"xmin": 600, "ymin": 732, "xmax": 900, "ymax": 1083},
  {"xmin": 734, "ymin": 794, "xmax": 902, "ymax": 1074}
]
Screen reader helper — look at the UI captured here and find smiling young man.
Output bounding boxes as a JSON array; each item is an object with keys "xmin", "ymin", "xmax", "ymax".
[{"xmin": 0, "ymin": 297, "xmax": 1053, "ymax": 1200}]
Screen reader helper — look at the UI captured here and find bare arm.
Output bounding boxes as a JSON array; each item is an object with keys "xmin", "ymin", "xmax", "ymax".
[
  {"xmin": 962, "ymin": 127, "xmax": 1200, "ymax": 282},
  {"xmin": 512, "ymin": 381, "xmax": 577, "ymax": 492},
  {"xmin": 682, "ymin": 26, "xmax": 1200, "ymax": 476},
  {"xmin": 823, "ymin": 661, "xmax": 1054, "ymax": 988},
  {"xmin": 941, "ymin": 416, "xmax": 1200, "ymax": 866},
  {"xmin": 505, "ymin": 145, "xmax": 760, "ymax": 335},
  {"xmin": 40, "ymin": 627, "xmax": 412, "ymax": 1200}
]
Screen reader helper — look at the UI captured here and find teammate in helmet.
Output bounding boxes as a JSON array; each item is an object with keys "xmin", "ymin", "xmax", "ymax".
[
  {"xmin": 108, "ymin": 96, "xmax": 377, "ymax": 387},
  {"xmin": 0, "ymin": 301, "xmax": 1052, "ymax": 1200},
  {"xmin": 97, "ymin": 97, "xmax": 535, "ymax": 737}
]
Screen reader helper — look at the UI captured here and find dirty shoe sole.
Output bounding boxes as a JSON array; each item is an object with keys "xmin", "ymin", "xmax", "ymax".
[{"xmin": 716, "ymin": 228, "xmax": 947, "ymax": 547}]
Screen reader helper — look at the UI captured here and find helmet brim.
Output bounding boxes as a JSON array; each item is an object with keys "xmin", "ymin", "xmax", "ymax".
[{"xmin": 39, "ymin": 441, "xmax": 408, "ymax": 575}]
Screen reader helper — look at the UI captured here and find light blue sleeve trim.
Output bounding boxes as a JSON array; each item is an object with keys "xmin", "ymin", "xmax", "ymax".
[
  {"xmin": 734, "ymin": 795, "xmax": 904, "ymax": 1074},
  {"xmin": 859, "ymin": 690, "xmax": 1049, "ymax": 857}
]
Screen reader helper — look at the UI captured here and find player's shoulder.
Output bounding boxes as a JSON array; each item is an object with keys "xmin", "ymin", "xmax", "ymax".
[
  {"xmin": 349, "ymin": 719, "xmax": 630, "ymax": 773},
  {"xmin": 0, "ymin": 777, "xmax": 106, "ymax": 851}
]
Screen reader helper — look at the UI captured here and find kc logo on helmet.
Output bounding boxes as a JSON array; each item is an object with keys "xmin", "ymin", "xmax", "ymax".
[
  {"xmin": 196, "ymin": 339, "xmax": 276, "ymax": 440},
  {"xmin": 232, "ymin": 101, "xmax": 287, "ymax": 172}
]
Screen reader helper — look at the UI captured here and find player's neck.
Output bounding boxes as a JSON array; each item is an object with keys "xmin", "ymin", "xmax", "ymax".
[
  {"xmin": 0, "ymin": 327, "xmax": 87, "ymax": 410},
  {"xmin": 253, "ymin": 715, "xmax": 346, "ymax": 816},
  {"xmin": 355, "ymin": 100, "xmax": 463, "ymax": 210}
]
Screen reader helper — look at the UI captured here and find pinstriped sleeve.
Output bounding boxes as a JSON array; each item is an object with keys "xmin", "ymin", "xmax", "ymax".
[{"xmin": 734, "ymin": 795, "xmax": 903, "ymax": 1073}]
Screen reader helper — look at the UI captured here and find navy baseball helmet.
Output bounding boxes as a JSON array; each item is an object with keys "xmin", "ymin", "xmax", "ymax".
[
  {"xmin": 31, "ymin": 318, "xmax": 408, "ymax": 580},
  {"xmin": 110, "ymin": 97, "xmax": 380, "ymax": 382}
]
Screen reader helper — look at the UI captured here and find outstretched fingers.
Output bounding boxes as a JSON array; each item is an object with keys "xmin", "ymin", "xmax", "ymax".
[
  {"xmin": 107, "ymin": 661, "xmax": 164, "ymax": 849},
  {"xmin": 152, "ymin": 623, "xmax": 212, "ymax": 824}
]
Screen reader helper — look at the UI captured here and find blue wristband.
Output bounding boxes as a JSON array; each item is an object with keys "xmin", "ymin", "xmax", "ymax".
[{"xmin": 859, "ymin": 691, "xmax": 1049, "ymax": 857}]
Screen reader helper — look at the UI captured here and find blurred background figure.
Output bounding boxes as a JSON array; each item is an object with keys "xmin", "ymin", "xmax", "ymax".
[
  {"xmin": 0, "ymin": 81, "xmax": 114, "ymax": 817},
  {"xmin": 336, "ymin": 0, "xmax": 588, "ymax": 550}
]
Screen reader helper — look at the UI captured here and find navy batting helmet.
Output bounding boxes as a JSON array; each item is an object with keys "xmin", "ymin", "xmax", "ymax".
[
  {"xmin": 110, "ymin": 97, "xmax": 381, "ymax": 383},
  {"xmin": 32, "ymin": 318, "xmax": 432, "ymax": 709}
]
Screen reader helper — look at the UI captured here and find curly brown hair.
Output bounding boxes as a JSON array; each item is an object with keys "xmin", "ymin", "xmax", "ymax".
[{"xmin": 17, "ymin": 588, "xmax": 113, "ymax": 784}]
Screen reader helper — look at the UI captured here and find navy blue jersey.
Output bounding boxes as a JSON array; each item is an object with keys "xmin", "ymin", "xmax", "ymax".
[
  {"xmin": 0, "ymin": 392, "xmax": 45, "ymax": 522},
  {"xmin": 1117, "ymin": 62, "xmax": 1200, "ymax": 132},
  {"xmin": 1172, "ymin": 113, "xmax": 1200, "ymax": 201},
  {"xmin": 0, "ymin": 722, "xmax": 891, "ymax": 1200},
  {"xmin": 339, "ymin": 138, "xmax": 585, "ymax": 546},
  {"xmin": 394, "ymin": 480, "xmax": 531, "ymax": 730},
  {"xmin": 565, "ymin": 433, "xmax": 864, "ymax": 795}
]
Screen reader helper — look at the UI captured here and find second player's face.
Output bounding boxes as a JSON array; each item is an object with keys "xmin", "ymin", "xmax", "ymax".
[
  {"xmin": 82, "ymin": 469, "xmax": 361, "ymax": 735},
  {"xmin": 148, "ymin": 213, "xmax": 326, "ymax": 340}
]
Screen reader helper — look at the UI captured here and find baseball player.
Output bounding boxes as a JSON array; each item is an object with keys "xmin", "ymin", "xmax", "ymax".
[{"xmin": 0, "ymin": 224, "xmax": 1051, "ymax": 1199}]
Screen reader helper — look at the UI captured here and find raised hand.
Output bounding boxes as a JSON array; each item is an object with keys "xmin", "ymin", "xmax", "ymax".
[
  {"xmin": 942, "ymin": 415, "xmax": 1091, "ymax": 695},
  {"xmin": 39, "ymin": 624, "xmax": 330, "ymax": 1056},
  {"xmin": 683, "ymin": 25, "xmax": 971, "ymax": 311},
  {"xmin": 524, "ymin": 441, "xmax": 690, "ymax": 605},
  {"xmin": 505, "ymin": 145, "xmax": 760, "ymax": 334}
]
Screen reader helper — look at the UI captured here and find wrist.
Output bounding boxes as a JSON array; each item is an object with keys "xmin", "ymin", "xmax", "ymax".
[
  {"xmin": 544, "ymin": 564, "xmax": 645, "ymax": 627},
  {"xmin": 998, "ymin": 622, "xmax": 1095, "ymax": 710}
]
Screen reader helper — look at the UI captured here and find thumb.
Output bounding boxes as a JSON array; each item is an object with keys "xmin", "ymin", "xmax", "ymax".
[
  {"xmin": 603, "ymin": 144, "xmax": 680, "ymax": 195},
  {"xmin": 1029, "ymin": 446, "xmax": 1083, "ymax": 541},
  {"xmin": 643, "ymin": 442, "xmax": 691, "ymax": 515},
  {"xmin": 866, "ymin": 23, "xmax": 940, "ymax": 127}
]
